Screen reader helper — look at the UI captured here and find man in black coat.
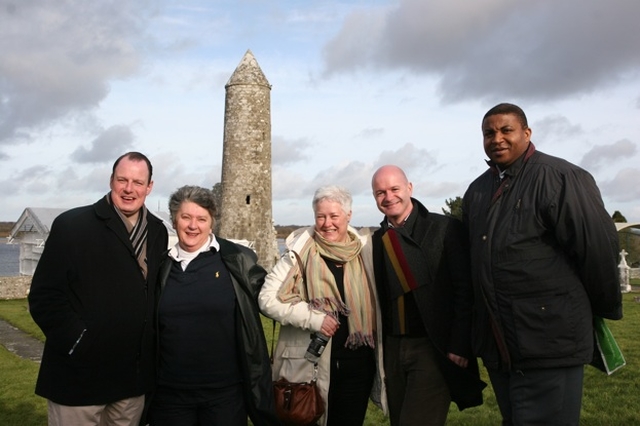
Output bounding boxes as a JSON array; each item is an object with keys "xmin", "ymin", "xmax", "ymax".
[
  {"xmin": 371, "ymin": 165, "xmax": 485, "ymax": 426},
  {"xmin": 462, "ymin": 103, "xmax": 622, "ymax": 425},
  {"xmin": 29, "ymin": 152, "xmax": 168, "ymax": 425}
]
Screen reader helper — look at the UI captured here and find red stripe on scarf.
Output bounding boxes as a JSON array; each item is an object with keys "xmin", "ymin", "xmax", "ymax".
[{"xmin": 381, "ymin": 229, "xmax": 419, "ymax": 292}]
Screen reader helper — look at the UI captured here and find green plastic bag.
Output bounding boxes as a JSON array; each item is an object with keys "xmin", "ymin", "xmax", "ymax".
[{"xmin": 590, "ymin": 316, "xmax": 626, "ymax": 375}]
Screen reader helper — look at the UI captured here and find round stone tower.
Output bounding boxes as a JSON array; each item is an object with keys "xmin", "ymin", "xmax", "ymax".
[{"xmin": 218, "ymin": 50, "xmax": 278, "ymax": 270}]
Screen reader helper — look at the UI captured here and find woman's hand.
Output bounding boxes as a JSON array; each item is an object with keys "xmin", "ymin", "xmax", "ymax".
[{"xmin": 320, "ymin": 315, "xmax": 339, "ymax": 337}]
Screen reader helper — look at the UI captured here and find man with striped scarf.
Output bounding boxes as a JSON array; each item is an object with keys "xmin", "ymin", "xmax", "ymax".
[
  {"xmin": 29, "ymin": 152, "xmax": 168, "ymax": 426},
  {"xmin": 371, "ymin": 165, "xmax": 485, "ymax": 426}
]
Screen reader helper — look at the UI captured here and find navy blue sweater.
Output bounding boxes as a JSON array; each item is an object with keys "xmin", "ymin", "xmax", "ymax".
[{"xmin": 158, "ymin": 250, "xmax": 241, "ymax": 388}]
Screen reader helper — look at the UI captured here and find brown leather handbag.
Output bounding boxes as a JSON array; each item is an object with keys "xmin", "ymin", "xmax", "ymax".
[
  {"xmin": 272, "ymin": 363, "xmax": 325, "ymax": 426},
  {"xmin": 271, "ymin": 250, "xmax": 325, "ymax": 425}
]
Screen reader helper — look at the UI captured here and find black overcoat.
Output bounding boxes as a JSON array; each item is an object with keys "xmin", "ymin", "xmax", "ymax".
[
  {"xmin": 372, "ymin": 199, "xmax": 485, "ymax": 410},
  {"xmin": 29, "ymin": 196, "xmax": 168, "ymax": 405}
]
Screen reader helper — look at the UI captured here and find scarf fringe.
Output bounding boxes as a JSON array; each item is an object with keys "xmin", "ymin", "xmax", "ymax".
[
  {"xmin": 309, "ymin": 298, "xmax": 375, "ymax": 350},
  {"xmin": 345, "ymin": 332, "xmax": 375, "ymax": 350},
  {"xmin": 308, "ymin": 297, "xmax": 350, "ymax": 318}
]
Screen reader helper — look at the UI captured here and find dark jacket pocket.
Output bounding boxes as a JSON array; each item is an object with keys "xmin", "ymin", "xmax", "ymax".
[{"xmin": 511, "ymin": 293, "xmax": 577, "ymax": 359}]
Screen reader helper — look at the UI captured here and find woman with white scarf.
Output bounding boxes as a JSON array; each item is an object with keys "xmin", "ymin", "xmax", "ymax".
[{"xmin": 259, "ymin": 185, "xmax": 387, "ymax": 426}]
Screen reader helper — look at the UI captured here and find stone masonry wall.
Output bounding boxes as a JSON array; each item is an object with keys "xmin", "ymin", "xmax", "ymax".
[{"xmin": 0, "ymin": 276, "xmax": 31, "ymax": 299}]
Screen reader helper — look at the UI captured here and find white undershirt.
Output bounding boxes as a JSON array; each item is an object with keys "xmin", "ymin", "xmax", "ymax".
[{"xmin": 168, "ymin": 233, "xmax": 220, "ymax": 270}]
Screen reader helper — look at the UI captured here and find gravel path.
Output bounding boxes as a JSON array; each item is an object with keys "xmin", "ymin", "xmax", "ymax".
[
  {"xmin": 0, "ymin": 318, "xmax": 43, "ymax": 362},
  {"xmin": 0, "ymin": 275, "xmax": 43, "ymax": 362}
]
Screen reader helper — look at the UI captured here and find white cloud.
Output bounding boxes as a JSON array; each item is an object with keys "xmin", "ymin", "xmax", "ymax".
[
  {"xmin": 373, "ymin": 143, "xmax": 437, "ymax": 174},
  {"xmin": 355, "ymin": 127, "xmax": 385, "ymax": 139},
  {"xmin": 272, "ymin": 135, "xmax": 312, "ymax": 165},
  {"xmin": 0, "ymin": 0, "xmax": 155, "ymax": 147},
  {"xmin": 533, "ymin": 115, "xmax": 583, "ymax": 146},
  {"xmin": 601, "ymin": 168, "xmax": 640, "ymax": 203},
  {"xmin": 580, "ymin": 139, "xmax": 637, "ymax": 171},
  {"xmin": 0, "ymin": 0, "xmax": 639, "ymax": 226},
  {"xmin": 322, "ymin": 0, "xmax": 640, "ymax": 103},
  {"xmin": 71, "ymin": 125, "xmax": 136, "ymax": 163}
]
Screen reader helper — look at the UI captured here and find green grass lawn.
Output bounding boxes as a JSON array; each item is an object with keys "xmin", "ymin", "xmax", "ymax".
[{"xmin": 2, "ymin": 294, "xmax": 640, "ymax": 425}]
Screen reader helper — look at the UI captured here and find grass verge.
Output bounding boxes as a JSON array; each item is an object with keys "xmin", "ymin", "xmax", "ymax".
[{"xmin": 2, "ymin": 294, "xmax": 640, "ymax": 425}]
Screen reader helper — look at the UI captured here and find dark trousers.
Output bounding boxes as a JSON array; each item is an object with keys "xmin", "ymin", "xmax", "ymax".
[
  {"xmin": 384, "ymin": 336, "xmax": 451, "ymax": 426},
  {"xmin": 488, "ymin": 365, "xmax": 584, "ymax": 426},
  {"xmin": 326, "ymin": 354, "xmax": 376, "ymax": 426},
  {"xmin": 148, "ymin": 383, "xmax": 247, "ymax": 426}
]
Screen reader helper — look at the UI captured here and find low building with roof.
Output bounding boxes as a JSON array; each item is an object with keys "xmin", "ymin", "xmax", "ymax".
[{"xmin": 7, "ymin": 207, "xmax": 176, "ymax": 276}]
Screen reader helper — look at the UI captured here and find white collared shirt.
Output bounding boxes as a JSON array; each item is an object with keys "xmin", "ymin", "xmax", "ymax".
[{"xmin": 168, "ymin": 233, "xmax": 221, "ymax": 271}]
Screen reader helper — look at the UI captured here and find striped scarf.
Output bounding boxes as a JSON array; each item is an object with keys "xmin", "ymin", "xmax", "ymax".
[
  {"xmin": 106, "ymin": 192, "xmax": 149, "ymax": 278},
  {"xmin": 380, "ymin": 227, "xmax": 428, "ymax": 335},
  {"xmin": 277, "ymin": 230, "xmax": 375, "ymax": 349}
]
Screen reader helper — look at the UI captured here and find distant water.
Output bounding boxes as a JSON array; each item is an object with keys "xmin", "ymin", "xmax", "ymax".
[
  {"xmin": 0, "ymin": 243, "xmax": 20, "ymax": 276},
  {"xmin": 0, "ymin": 239, "xmax": 286, "ymax": 276}
]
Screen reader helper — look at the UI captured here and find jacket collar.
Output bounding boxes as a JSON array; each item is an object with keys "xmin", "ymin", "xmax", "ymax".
[
  {"xmin": 486, "ymin": 142, "xmax": 536, "ymax": 178},
  {"xmin": 379, "ymin": 197, "xmax": 427, "ymax": 232},
  {"xmin": 93, "ymin": 194, "xmax": 163, "ymax": 257}
]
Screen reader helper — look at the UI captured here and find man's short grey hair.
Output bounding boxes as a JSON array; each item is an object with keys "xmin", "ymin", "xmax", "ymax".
[
  {"xmin": 312, "ymin": 185, "xmax": 352, "ymax": 215},
  {"xmin": 168, "ymin": 185, "xmax": 217, "ymax": 228}
]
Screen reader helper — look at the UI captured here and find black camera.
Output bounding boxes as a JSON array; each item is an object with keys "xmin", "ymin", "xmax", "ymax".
[{"xmin": 305, "ymin": 332, "xmax": 329, "ymax": 362}]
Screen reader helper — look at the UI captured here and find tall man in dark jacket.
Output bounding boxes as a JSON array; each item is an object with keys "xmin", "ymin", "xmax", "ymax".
[
  {"xmin": 371, "ymin": 165, "xmax": 485, "ymax": 426},
  {"xmin": 462, "ymin": 103, "xmax": 622, "ymax": 425},
  {"xmin": 29, "ymin": 152, "xmax": 168, "ymax": 425}
]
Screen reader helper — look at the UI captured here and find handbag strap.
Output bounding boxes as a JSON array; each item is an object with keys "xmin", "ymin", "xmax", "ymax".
[
  {"xmin": 270, "ymin": 250, "xmax": 307, "ymax": 363},
  {"xmin": 291, "ymin": 250, "xmax": 308, "ymax": 300},
  {"xmin": 270, "ymin": 320, "xmax": 277, "ymax": 364},
  {"xmin": 291, "ymin": 251, "xmax": 322, "ymax": 373}
]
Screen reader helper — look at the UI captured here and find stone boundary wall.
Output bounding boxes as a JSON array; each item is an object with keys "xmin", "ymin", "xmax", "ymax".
[
  {"xmin": 3, "ymin": 271, "xmax": 637, "ymax": 299},
  {"xmin": 0, "ymin": 276, "xmax": 31, "ymax": 299}
]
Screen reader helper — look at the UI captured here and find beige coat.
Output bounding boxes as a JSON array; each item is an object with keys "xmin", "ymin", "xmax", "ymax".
[{"xmin": 258, "ymin": 226, "xmax": 387, "ymax": 425}]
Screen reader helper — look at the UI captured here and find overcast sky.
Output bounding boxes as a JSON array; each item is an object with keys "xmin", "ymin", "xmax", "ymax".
[{"xmin": 1, "ymin": 0, "xmax": 639, "ymax": 227}]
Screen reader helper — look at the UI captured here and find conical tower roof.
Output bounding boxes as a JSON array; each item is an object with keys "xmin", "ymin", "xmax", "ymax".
[{"xmin": 226, "ymin": 49, "xmax": 271, "ymax": 88}]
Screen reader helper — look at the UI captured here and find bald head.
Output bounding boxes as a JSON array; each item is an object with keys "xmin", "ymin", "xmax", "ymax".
[
  {"xmin": 371, "ymin": 165, "xmax": 414, "ymax": 227},
  {"xmin": 371, "ymin": 165, "xmax": 409, "ymax": 188}
]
